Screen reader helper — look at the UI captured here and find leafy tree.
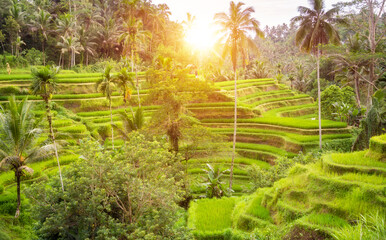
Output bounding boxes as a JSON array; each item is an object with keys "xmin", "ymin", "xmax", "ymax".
[
  {"xmin": 215, "ymin": 1, "xmax": 264, "ymax": 191},
  {"xmin": 352, "ymin": 89, "xmax": 386, "ymax": 150},
  {"xmin": 0, "ymin": 96, "xmax": 53, "ymax": 218},
  {"xmin": 337, "ymin": 0, "xmax": 385, "ymax": 106},
  {"xmin": 0, "ymin": 30, "xmax": 5, "ymax": 52},
  {"xmin": 321, "ymin": 85, "xmax": 357, "ymax": 122},
  {"xmin": 3, "ymin": 16, "xmax": 20, "ymax": 55},
  {"xmin": 292, "ymin": 0, "xmax": 343, "ymax": 149},
  {"xmin": 30, "ymin": 66, "xmax": 64, "ymax": 191},
  {"xmin": 96, "ymin": 65, "xmax": 116, "ymax": 149},
  {"xmin": 26, "ymin": 135, "xmax": 191, "ymax": 239},
  {"xmin": 147, "ymin": 66, "xmax": 211, "ymax": 152}
]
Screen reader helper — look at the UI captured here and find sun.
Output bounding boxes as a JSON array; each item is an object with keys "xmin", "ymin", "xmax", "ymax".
[{"xmin": 185, "ymin": 21, "xmax": 218, "ymax": 50}]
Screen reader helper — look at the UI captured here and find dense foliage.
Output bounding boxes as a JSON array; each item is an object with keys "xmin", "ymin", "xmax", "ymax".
[{"xmin": 26, "ymin": 134, "xmax": 191, "ymax": 240}]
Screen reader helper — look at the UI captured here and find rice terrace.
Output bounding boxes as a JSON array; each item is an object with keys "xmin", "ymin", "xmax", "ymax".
[{"xmin": 0, "ymin": 0, "xmax": 384, "ymax": 239}]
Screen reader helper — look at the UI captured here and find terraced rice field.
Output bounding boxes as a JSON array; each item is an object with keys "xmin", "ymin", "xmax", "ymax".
[
  {"xmin": 188, "ymin": 135, "xmax": 386, "ymax": 239},
  {"xmin": 0, "ymin": 72, "xmax": 352, "ymax": 196}
]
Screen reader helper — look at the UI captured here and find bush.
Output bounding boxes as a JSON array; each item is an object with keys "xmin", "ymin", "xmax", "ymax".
[
  {"xmin": 321, "ymin": 85, "xmax": 357, "ymax": 122},
  {"xmin": 22, "ymin": 48, "xmax": 44, "ymax": 65},
  {"xmin": 0, "ymin": 231, "xmax": 11, "ymax": 240}
]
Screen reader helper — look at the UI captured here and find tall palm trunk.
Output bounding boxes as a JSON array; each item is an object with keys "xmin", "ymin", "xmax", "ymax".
[
  {"xmin": 45, "ymin": 99, "xmax": 64, "ymax": 191},
  {"xmin": 131, "ymin": 50, "xmax": 141, "ymax": 107},
  {"xmin": 15, "ymin": 172, "xmax": 21, "ymax": 218},
  {"xmin": 354, "ymin": 70, "xmax": 361, "ymax": 108},
  {"xmin": 317, "ymin": 46, "xmax": 322, "ymax": 149},
  {"xmin": 42, "ymin": 39, "xmax": 46, "ymax": 66},
  {"xmin": 109, "ymin": 99, "xmax": 114, "ymax": 150},
  {"xmin": 229, "ymin": 70, "xmax": 237, "ymax": 191}
]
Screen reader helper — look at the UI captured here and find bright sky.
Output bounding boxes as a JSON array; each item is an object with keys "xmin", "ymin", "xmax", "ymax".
[{"xmin": 151, "ymin": 0, "xmax": 349, "ymax": 27}]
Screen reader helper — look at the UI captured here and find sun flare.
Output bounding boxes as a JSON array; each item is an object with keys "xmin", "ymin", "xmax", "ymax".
[{"xmin": 185, "ymin": 22, "xmax": 218, "ymax": 50}]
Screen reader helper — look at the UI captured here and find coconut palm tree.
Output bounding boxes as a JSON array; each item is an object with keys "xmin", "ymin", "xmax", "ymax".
[
  {"xmin": 31, "ymin": 8, "xmax": 52, "ymax": 65},
  {"xmin": 119, "ymin": 17, "xmax": 151, "ymax": 107},
  {"xmin": 291, "ymin": 0, "xmax": 343, "ymax": 149},
  {"xmin": 30, "ymin": 66, "xmax": 64, "ymax": 191},
  {"xmin": 78, "ymin": 26, "xmax": 97, "ymax": 66},
  {"xmin": 96, "ymin": 65, "xmax": 116, "ymax": 149},
  {"xmin": 112, "ymin": 108, "xmax": 144, "ymax": 141},
  {"xmin": 114, "ymin": 67, "xmax": 136, "ymax": 110},
  {"xmin": 57, "ymin": 36, "xmax": 82, "ymax": 69},
  {"xmin": 14, "ymin": 36, "xmax": 25, "ymax": 57},
  {"xmin": 0, "ymin": 96, "xmax": 54, "ymax": 218},
  {"xmin": 214, "ymin": 1, "xmax": 263, "ymax": 191}
]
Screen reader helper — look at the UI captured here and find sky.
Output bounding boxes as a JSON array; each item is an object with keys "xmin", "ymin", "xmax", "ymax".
[{"xmin": 151, "ymin": 0, "xmax": 350, "ymax": 27}]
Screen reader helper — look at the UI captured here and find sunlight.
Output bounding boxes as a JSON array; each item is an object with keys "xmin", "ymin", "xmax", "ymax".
[{"xmin": 185, "ymin": 21, "xmax": 219, "ymax": 51}]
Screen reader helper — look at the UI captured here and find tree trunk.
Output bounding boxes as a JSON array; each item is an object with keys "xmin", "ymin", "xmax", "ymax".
[
  {"xmin": 132, "ymin": 50, "xmax": 141, "ymax": 108},
  {"xmin": 68, "ymin": 53, "xmax": 71, "ymax": 69},
  {"xmin": 58, "ymin": 52, "xmax": 62, "ymax": 66},
  {"xmin": 42, "ymin": 39, "xmax": 45, "ymax": 66},
  {"xmin": 110, "ymin": 99, "xmax": 114, "ymax": 150},
  {"xmin": 354, "ymin": 70, "xmax": 361, "ymax": 108},
  {"xmin": 229, "ymin": 70, "xmax": 237, "ymax": 191},
  {"xmin": 136, "ymin": 63, "xmax": 141, "ymax": 108},
  {"xmin": 317, "ymin": 46, "xmax": 322, "ymax": 149},
  {"xmin": 45, "ymin": 99, "xmax": 64, "ymax": 192},
  {"xmin": 15, "ymin": 172, "xmax": 21, "ymax": 218},
  {"xmin": 86, "ymin": 51, "xmax": 89, "ymax": 66}
]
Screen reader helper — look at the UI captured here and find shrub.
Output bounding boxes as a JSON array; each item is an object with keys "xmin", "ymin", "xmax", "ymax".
[
  {"xmin": 22, "ymin": 48, "xmax": 44, "ymax": 65},
  {"xmin": 321, "ymin": 85, "xmax": 357, "ymax": 122}
]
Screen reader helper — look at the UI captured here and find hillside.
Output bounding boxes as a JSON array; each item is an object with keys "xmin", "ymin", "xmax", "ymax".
[
  {"xmin": 0, "ymin": 72, "xmax": 352, "ymax": 198},
  {"xmin": 188, "ymin": 134, "xmax": 386, "ymax": 239}
]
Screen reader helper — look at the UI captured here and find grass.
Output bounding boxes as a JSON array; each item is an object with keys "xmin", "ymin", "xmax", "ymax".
[
  {"xmin": 251, "ymin": 95, "xmax": 311, "ymax": 107},
  {"xmin": 202, "ymin": 117, "xmax": 347, "ymax": 129},
  {"xmin": 245, "ymin": 193, "xmax": 273, "ymax": 222},
  {"xmin": 188, "ymin": 197, "xmax": 236, "ymax": 232},
  {"xmin": 369, "ymin": 134, "xmax": 386, "ymax": 154},
  {"xmin": 221, "ymin": 81, "xmax": 276, "ymax": 91},
  {"xmin": 57, "ymin": 124, "xmax": 88, "ymax": 133},
  {"xmin": 329, "ymin": 151, "xmax": 386, "ymax": 169},
  {"xmin": 214, "ymin": 78, "xmax": 274, "ymax": 87},
  {"xmin": 235, "ymin": 142, "xmax": 296, "ymax": 157},
  {"xmin": 188, "ymin": 157, "xmax": 271, "ymax": 169},
  {"xmin": 238, "ymin": 89, "xmax": 293, "ymax": 101},
  {"xmin": 303, "ymin": 213, "xmax": 349, "ymax": 228},
  {"xmin": 211, "ymin": 128, "xmax": 352, "ymax": 144},
  {"xmin": 264, "ymin": 104, "xmax": 316, "ymax": 117}
]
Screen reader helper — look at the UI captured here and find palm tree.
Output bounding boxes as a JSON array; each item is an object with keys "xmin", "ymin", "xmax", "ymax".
[
  {"xmin": 119, "ymin": 17, "xmax": 151, "ymax": 107},
  {"xmin": 57, "ymin": 36, "xmax": 82, "ymax": 69},
  {"xmin": 30, "ymin": 66, "xmax": 64, "ymax": 191},
  {"xmin": 14, "ymin": 36, "xmax": 25, "ymax": 57},
  {"xmin": 114, "ymin": 67, "xmax": 135, "ymax": 110},
  {"xmin": 202, "ymin": 164, "xmax": 229, "ymax": 198},
  {"xmin": 214, "ymin": 1, "xmax": 263, "ymax": 191},
  {"xmin": 78, "ymin": 26, "xmax": 97, "ymax": 66},
  {"xmin": 96, "ymin": 65, "xmax": 116, "ymax": 149},
  {"xmin": 0, "ymin": 96, "xmax": 54, "ymax": 218},
  {"xmin": 112, "ymin": 108, "xmax": 144, "ymax": 141},
  {"xmin": 31, "ymin": 8, "xmax": 52, "ymax": 65},
  {"xmin": 292, "ymin": 0, "xmax": 343, "ymax": 149}
]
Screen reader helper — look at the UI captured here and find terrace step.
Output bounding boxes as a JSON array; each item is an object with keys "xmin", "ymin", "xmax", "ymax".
[
  {"xmin": 256, "ymin": 97, "xmax": 314, "ymax": 111},
  {"xmin": 203, "ymin": 122, "xmax": 351, "ymax": 135}
]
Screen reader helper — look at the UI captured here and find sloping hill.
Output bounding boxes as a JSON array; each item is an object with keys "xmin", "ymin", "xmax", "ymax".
[
  {"xmin": 0, "ymin": 73, "xmax": 352, "ymax": 197},
  {"xmin": 187, "ymin": 134, "xmax": 386, "ymax": 239}
]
